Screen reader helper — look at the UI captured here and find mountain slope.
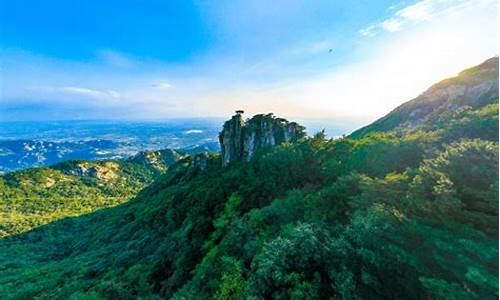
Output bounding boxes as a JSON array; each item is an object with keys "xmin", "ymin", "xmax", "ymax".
[
  {"xmin": 351, "ymin": 57, "xmax": 499, "ymax": 137},
  {"xmin": 0, "ymin": 149, "xmax": 185, "ymax": 237},
  {"xmin": 0, "ymin": 59, "xmax": 497, "ymax": 299}
]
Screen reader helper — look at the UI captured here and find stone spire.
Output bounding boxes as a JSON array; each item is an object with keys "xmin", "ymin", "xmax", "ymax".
[{"xmin": 219, "ymin": 112, "xmax": 305, "ymax": 166}]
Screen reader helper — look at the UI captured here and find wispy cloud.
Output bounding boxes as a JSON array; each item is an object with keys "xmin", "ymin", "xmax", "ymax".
[
  {"xmin": 28, "ymin": 86, "xmax": 121, "ymax": 99},
  {"xmin": 360, "ymin": 0, "xmax": 494, "ymax": 36},
  {"xmin": 198, "ymin": 0, "xmax": 497, "ymax": 120},
  {"xmin": 1, "ymin": 0, "xmax": 496, "ymax": 121},
  {"xmin": 381, "ymin": 19, "xmax": 402, "ymax": 32},
  {"xmin": 398, "ymin": 1, "xmax": 433, "ymax": 21},
  {"xmin": 151, "ymin": 81, "xmax": 172, "ymax": 89},
  {"xmin": 61, "ymin": 86, "xmax": 120, "ymax": 98},
  {"xmin": 359, "ymin": 25, "xmax": 377, "ymax": 37}
]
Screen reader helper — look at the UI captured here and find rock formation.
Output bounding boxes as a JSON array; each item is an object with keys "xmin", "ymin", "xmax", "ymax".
[
  {"xmin": 219, "ymin": 111, "xmax": 306, "ymax": 166},
  {"xmin": 129, "ymin": 149, "xmax": 183, "ymax": 172},
  {"xmin": 67, "ymin": 161, "xmax": 119, "ymax": 181},
  {"xmin": 193, "ymin": 152, "xmax": 210, "ymax": 170}
]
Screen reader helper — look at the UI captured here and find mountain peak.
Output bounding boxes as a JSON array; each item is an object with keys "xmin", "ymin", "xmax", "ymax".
[
  {"xmin": 219, "ymin": 112, "xmax": 306, "ymax": 166},
  {"xmin": 352, "ymin": 57, "xmax": 499, "ymax": 137}
]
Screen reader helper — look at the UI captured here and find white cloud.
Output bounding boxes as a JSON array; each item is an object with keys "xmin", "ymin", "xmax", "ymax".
[
  {"xmin": 359, "ymin": 25, "xmax": 376, "ymax": 37},
  {"xmin": 381, "ymin": 19, "xmax": 402, "ymax": 32},
  {"xmin": 151, "ymin": 81, "xmax": 172, "ymax": 89},
  {"xmin": 60, "ymin": 86, "xmax": 120, "ymax": 98},
  {"xmin": 1, "ymin": 0, "xmax": 496, "ymax": 121},
  {"xmin": 196, "ymin": 0, "xmax": 497, "ymax": 121},
  {"xmin": 360, "ymin": 0, "xmax": 495, "ymax": 36},
  {"xmin": 397, "ymin": 1, "xmax": 432, "ymax": 21}
]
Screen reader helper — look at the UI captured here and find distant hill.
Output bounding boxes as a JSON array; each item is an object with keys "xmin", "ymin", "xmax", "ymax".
[
  {"xmin": 0, "ymin": 59, "xmax": 497, "ymax": 299},
  {"xmin": 351, "ymin": 57, "xmax": 499, "ymax": 137},
  {"xmin": 0, "ymin": 149, "xmax": 185, "ymax": 236}
]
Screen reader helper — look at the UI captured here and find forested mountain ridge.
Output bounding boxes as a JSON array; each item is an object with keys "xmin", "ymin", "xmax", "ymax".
[
  {"xmin": 0, "ymin": 149, "xmax": 185, "ymax": 237},
  {"xmin": 352, "ymin": 57, "xmax": 498, "ymax": 137},
  {"xmin": 0, "ymin": 58, "xmax": 498, "ymax": 299}
]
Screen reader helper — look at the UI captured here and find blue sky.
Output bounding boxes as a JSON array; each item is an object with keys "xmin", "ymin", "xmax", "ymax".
[{"xmin": 0, "ymin": 0, "xmax": 497, "ymax": 123}]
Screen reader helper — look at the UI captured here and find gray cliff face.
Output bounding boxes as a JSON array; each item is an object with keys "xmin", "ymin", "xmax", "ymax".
[
  {"xmin": 219, "ymin": 113, "xmax": 245, "ymax": 166},
  {"xmin": 219, "ymin": 112, "xmax": 305, "ymax": 166}
]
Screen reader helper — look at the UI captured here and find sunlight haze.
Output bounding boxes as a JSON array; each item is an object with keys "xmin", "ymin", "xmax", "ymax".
[{"xmin": 1, "ymin": 0, "xmax": 497, "ymax": 122}]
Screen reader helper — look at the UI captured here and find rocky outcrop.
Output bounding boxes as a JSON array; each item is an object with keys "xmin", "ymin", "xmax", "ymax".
[
  {"xmin": 45, "ymin": 177, "xmax": 56, "ymax": 188},
  {"xmin": 68, "ymin": 162, "xmax": 119, "ymax": 181},
  {"xmin": 193, "ymin": 152, "xmax": 210, "ymax": 170},
  {"xmin": 219, "ymin": 111, "xmax": 306, "ymax": 166},
  {"xmin": 129, "ymin": 149, "xmax": 183, "ymax": 172},
  {"xmin": 219, "ymin": 112, "xmax": 246, "ymax": 165}
]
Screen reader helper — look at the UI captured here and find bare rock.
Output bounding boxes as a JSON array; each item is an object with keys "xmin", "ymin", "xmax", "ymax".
[{"xmin": 219, "ymin": 111, "xmax": 305, "ymax": 166}]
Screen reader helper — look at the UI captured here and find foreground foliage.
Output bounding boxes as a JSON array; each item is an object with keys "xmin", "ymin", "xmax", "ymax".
[
  {"xmin": 0, "ymin": 99, "xmax": 497, "ymax": 299},
  {"xmin": 0, "ymin": 58, "xmax": 498, "ymax": 299},
  {"xmin": 0, "ymin": 149, "xmax": 181, "ymax": 236}
]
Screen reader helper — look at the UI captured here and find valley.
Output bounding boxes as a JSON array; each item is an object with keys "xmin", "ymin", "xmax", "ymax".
[{"xmin": 0, "ymin": 58, "xmax": 497, "ymax": 299}]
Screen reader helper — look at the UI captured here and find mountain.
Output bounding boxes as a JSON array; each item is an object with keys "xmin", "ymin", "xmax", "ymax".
[
  {"xmin": 352, "ymin": 57, "xmax": 499, "ymax": 137},
  {"xmin": 0, "ymin": 149, "xmax": 185, "ymax": 237},
  {"xmin": 0, "ymin": 59, "xmax": 498, "ymax": 299}
]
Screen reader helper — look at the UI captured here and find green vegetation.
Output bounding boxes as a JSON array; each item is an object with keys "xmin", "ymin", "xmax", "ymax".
[
  {"xmin": 0, "ymin": 59, "xmax": 497, "ymax": 299},
  {"xmin": 0, "ymin": 96, "xmax": 497, "ymax": 298},
  {"xmin": 0, "ymin": 149, "xmax": 183, "ymax": 236}
]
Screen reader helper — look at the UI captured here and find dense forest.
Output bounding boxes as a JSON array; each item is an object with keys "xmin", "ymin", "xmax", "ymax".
[
  {"xmin": 0, "ymin": 58, "xmax": 498, "ymax": 299},
  {"xmin": 0, "ymin": 149, "xmax": 183, "ymax": 236}
]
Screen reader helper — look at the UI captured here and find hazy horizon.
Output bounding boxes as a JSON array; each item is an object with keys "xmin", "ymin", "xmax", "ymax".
[
  {"xmin": 0, "ymin": 115, "xmax": 369, "ymax": 140},
  {"xmin": 1, "ymin": 0, "xmax": 497, "ymax": 122}
]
